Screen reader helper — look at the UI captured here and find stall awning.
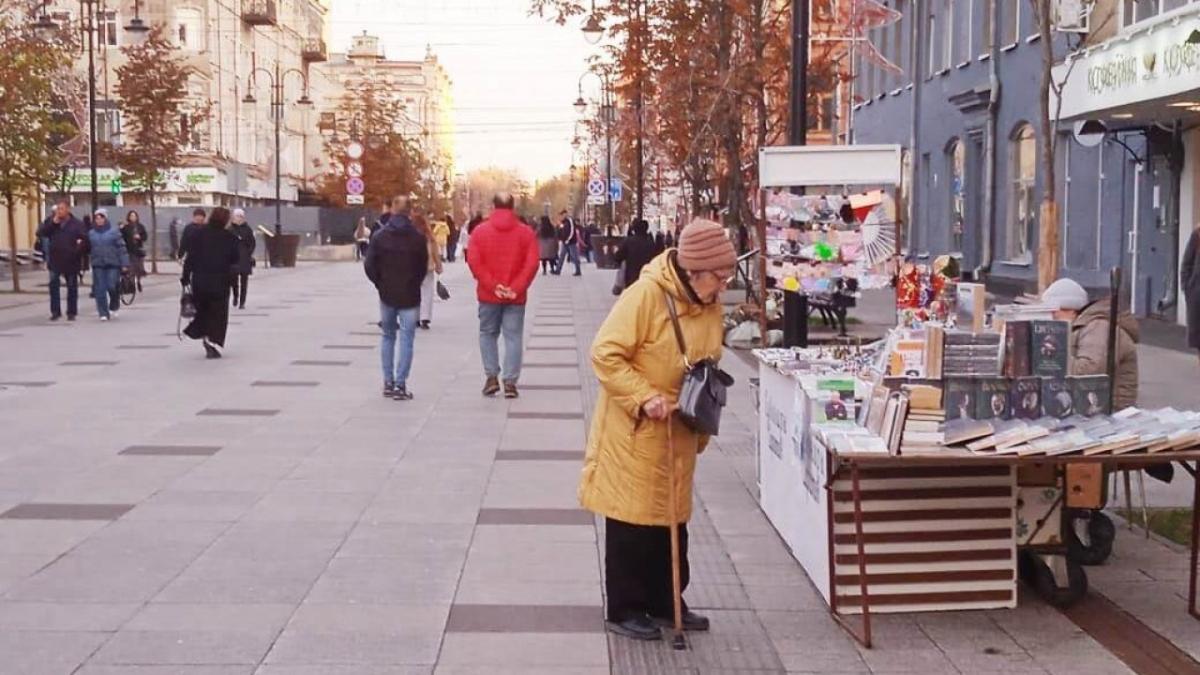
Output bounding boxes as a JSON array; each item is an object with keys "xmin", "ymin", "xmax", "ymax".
[{"xmin": 759, "ymin": 145, "xmax": 903, "ymax": 188}]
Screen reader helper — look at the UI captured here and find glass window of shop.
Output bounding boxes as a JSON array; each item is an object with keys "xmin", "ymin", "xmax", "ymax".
[
  {"xmin": 1006, "ymin": 124, "xmax": 1036, "ymax": 261},
  {"xmin": 1124, "ymin": 0, "xmax": 1192, "ymax": 25},
  {"xmin": 947, "ymin": 139, "xmax": 965, "ymax": 254}
]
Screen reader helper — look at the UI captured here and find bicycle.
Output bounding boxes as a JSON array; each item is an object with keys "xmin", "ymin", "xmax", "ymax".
[{"xmin": 119, "ymin": 270, "xmax": 137, "ymax": 306}]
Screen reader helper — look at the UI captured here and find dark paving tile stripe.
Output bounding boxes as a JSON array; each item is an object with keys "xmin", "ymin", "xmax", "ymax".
[
  {"xmin": 0, "ymin": 381, "xmax": 54, "ymax": 388},
  {"xmin": 0, "ymin": 333, "xmax": 23, "ymax": 337},
  {"xmin": 349, "ymin": 331, "xmax": 381, "ymax": 336},
  {"xmin": 120, "ymin": 445, "xmax": 222, "ymax": 456},
  {"xmin": 240, "ymin": 313, "xmax": 270, "ymax": 317},
  {"xmin": 527, "ymin": 347, "xmax": 577, "ymax": 351},
  {"xmin": 530, "ymin": 334, "xmax": 577, "ymax": 339},
  {"xmin": 197, "ymin": 409, "xmax": 279, "ymax": 417},
  {"xmin": 523, "ymin": 363, "xmax": 579, "ymax": 369},
  {"xmin": 292, "ymin": 360, "xmax": 351, "ymax": 366},
  {"xmin": 477, "ymin": 508, "xmax": 594, "ymax": 526},
  {"xmin": 1062, "ymin": 592, "xmax": 1200, "ymax": 675},
  {"xmin": 252, "ymin": 381, "xmax": 320, "ymax": 387},
  {"xmin": 496, "ymin": 450, "xmax": 585, "ymax": 461},
  {"xmin": 117, "ymin": 345, "xmax": 170, "ymax": 350},
  {"xmin": 1, "ymin": 503, "xmax": 134, "ymax": 520},
  {"xmin": 59, "ymin": 361, "xmax": 118, "ymax": 366},
  {"xmin": 257, "ymin": 305, "xmax": 290, "ymax": 309},
  {"xmin": 323, "ymin": 345, "xmax": 374, "ymax": 350},
  {"xmin": 520, "ymin": 385, "xmax": 583, "ymax": 391},
  {"xmin": 508, "ymin": 412, "xmax": 584, "ymax": 420},
  {"xmin": 446, "ymin": 604, "xmax": 603, "ymax": 633}
]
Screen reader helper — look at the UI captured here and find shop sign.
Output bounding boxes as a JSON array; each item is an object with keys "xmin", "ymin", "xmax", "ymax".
[{"xmin": 60, "ymin": 168, "xmax": 218, "ymax": 193}]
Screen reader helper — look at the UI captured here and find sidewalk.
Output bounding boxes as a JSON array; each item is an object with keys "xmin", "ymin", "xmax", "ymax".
[{"xmin": 0, "ymin": 260, "xmax": 1196, "ymax": 673}]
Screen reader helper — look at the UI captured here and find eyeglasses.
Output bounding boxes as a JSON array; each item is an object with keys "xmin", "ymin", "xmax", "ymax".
[{"xmin": 708, "ymin": 269, "xmax": 736, "ymax": 285}]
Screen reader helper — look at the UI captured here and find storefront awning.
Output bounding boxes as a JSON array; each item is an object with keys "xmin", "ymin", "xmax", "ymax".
[{"xmin": 758, "ymin": 145, "xmax": 903, "ymax": 188}]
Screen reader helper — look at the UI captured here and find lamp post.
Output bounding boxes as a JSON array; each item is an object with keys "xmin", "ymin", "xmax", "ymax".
[
  {"xmin": 243, "ymin": 62, "xmax": 312, "ymax": 235},
  {"xmin": 575, "ymin": 70, "xmax": 615, "ymax": 229},
  {"xmin": 30, "ymin": 0, "xmax": 148, "ymax": 217}
]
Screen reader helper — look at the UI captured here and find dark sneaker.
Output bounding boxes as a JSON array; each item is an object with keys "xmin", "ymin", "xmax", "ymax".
[
  {"xmin": 483, "ymin": 376, "xmax": 500, "ymax": 397},
  {"xmin": 652, "ymin": 610, "xmax": 710, "ymax": 632},
  {"xmin": 67, "ymin": 315, "xmax": 76, "ymax": 321},
  {"xmin": 393, "ymin": 386, "xmax": 413, "ymax": 401},
  {"xmin": 383, "ymin": 384, "xmax": 396, "ymax": 398},
  {"xmin": 419, "ymin": 320, "xmax": 431, "ymax": 329},
  {"xmin": 203, "ymin": 342, "xmax": 220, "ymax": 359},
  {"xmin": 49, "ymin": 314, "xmax": 61, "ymax": 321},
  {"xmin": 606, "ymin": 615, "xmax": 662, "ymax": 641},
  {"xmin": 503, "ymin": 382, "xmax": 519, "ymax": 399}
]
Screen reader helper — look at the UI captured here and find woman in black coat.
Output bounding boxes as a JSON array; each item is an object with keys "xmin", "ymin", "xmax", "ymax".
[
  {"xmin": 1182, "ymin": 226, "xmax": 1200, "ymax": 363},
  {"xmin": 182, "ymin": 207, "xmax": 239, "ymax": 358},
  {"xmin": 614, "ymin": 219, "xmax": 658, "ymax": 290},
  {"xmin": 120, "ymin": 211, "xmax": 149, "ymax": 291},
  {"xmin": 229, "ymin": 208, "xmax": 256, "ymax": 309}
]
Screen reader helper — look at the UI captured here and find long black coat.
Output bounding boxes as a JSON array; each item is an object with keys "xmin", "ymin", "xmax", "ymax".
[
  {"xmin": 614, "ymin": 233, "xmax": 658, "ymax": 289},
  {"xmin": 121, "ymin": 222, "xmax": 148, "ymax": 258},
  {"xmin": 1181, "ymin": 228, "xmax": 1200, "ymax": 350},
  {"xmin": 231, "ymin": 223, "xmax": 257, "ymax": 275},
  {"xmin": 182, "ymin": 224, "xmax": 239, "ymax": 296}
]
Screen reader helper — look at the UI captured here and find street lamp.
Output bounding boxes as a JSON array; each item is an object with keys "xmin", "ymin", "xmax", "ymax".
[
  {"xmin": 243, "ymin": 63, "xmax": 312, "ymax": 235},
  {"xmin": 124, "ymin": 0, "xmax": 150, "ymax": 44},
  {"xmin": 29, "ymin": 0, "xmax": 151, "ymax": 217},
  {"xmin": 582, "ymin": 1, "xmax": 604, "ymax": 45}
]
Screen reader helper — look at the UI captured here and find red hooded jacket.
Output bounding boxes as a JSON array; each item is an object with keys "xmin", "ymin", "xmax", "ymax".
[{"xmin": 467, "ymin": 208, "xmax": 540, "ymax": 305}]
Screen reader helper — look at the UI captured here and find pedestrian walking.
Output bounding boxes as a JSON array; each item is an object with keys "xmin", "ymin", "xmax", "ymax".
[
  {"xmin": 461, "ymin": 213, "xmax": 483, "ymax": 261},
  {"xmin": 445, "ymin": 215, "xmax": 459, "ymax": 262},
  {"xmin": 354, "ymin": 217, "xmax": 371, "ymax": 261},
  {"xmin": 364, "ymin": 196, "xmax": 428, "ymax": 400},
  {"xmin": 412, "ymin": 213, "xmax": 443, "ymax": 329},
  {"xmin": 120, "ymin": 211, "xmax": 149, "ymax": 292},
  {"xmin": 467, "ymin": 193, "xmax": 539, "ymax": 398},
  {"xmin": 554, "ymin": 210, "xmax": 582, "ymax": 276},
  {"xmin": 537, "ymin": 216, "xmax": 558, "ymax": 275},
  {"xmin": 177, "ymin": 208, "xmax": 206, "ymax": 261},
  {"xmin": 614, "ymin": 218, "xmax": 658, "ymax": 291},
  {"xmin": 85, "ymin": 209, "xmax": 129, "ymax": 321},
  {"xmin": 432, "ymin": 216, "xmax": 450, "ymax": 260},
  {"xmin": 230, "ymin": 208, "xmax": 256, "ymax": 309},
  {"xmin": 579, "ymin": 218, "xmax": 736, "ymax": 641},
  {"xmin": 581, "ymin": 221, "xmax": 598, "ymax": 263},
  {"xmin": 181, "ymin": 207, "xmax": 239, "ymax": 358},
  {"xmin": 36, "ymin": 199, "xmax": 88, "ymax": 321},
  {"xmin": 1182, "ymin": 225, "xmax": 1200, "ymax": 364},
  {"xmin": 168, "ymin": 219, "xmax": 180, "ymax": 260},
  {"xmin": 654, "ymin": 230, "xmax": 666, "ymax": 254}
]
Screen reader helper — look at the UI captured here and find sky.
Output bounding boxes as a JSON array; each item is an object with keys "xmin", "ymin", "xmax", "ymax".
[{"xmin": 328, "ymin": 0, "xmax": 601, "ymax": 182}]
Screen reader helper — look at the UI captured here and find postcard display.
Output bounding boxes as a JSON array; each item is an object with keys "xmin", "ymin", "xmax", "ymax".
[{"xmin": 753, "ymin": 344, "xmax": 1019, "ymax": 615}]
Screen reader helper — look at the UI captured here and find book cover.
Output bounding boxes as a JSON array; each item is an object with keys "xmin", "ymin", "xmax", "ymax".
[
  {"xmin": 974, "ymin": 378, "xmax": 1012, "ymax": 420},
  {"xmin": 1004, "ymin": 320, "xmax": 1032, "ymax": 378},
  {"xmin": 887, "ymin": 394, "xmax": 909, "ymax": 455},
  {"xmin": 865, "ymin": 385, "xmax": 890, "ymax": 436},
  {"xmin": 953, "ymin": 283, "xmax": 986, "ymax": 332},
  {"xmin": 1009, "ymin": 377, "xmax": 1042, "ymax": 419},
  {"xmin": 1071, "ymin": 375, "xmax": 1111, "ymax": 416},
  {"xmin": 814, "ymin": 377, "xmax": 856, "ymax": 424},
  {"xmin": 1031, "ymin": 320, "xmax": 1070, "ymax": 377},
  {"xmin": 889, "ymin": 340, "xmax": 927, "ymax": 378},
  {"xmin": 943, "ymin": 418, "xmax": 995, "ymax": 445},
  {"xmin": 1042, "ymin": 378, "xmax": 1075, "ymax": 418},
  {"xmin": 944, "ymin": 378, "xmax": 975, "ymax": 421}
]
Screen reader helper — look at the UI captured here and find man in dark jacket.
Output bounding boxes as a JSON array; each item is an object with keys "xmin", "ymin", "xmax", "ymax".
[
  {"xmin": 364, "ymin": 196, "xmax": 428, "ymax": 401},
  {"xmin": 36, "ymin": 199, "xmax": 88, "ymax": 321},
  {"xmin": 177, "ymin": 208, "xmax": 207, "ymax": 261},
  {"xmin": 614, "ymin": 219, "xmax": 658, "ymax": 291},
  {"xmin": 229, "ymin": 208, "xmax": 256, "ymax": 309},
  {"xmin": 182, "ymin": 207, "xmax": 239, "ymax": 358},
  {"xmin": 553, "ymin": 210, "xmax": 582, "ymax": 276}
]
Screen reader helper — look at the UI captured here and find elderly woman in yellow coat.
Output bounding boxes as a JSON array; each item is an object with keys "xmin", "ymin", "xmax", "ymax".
[{"xmin": 579, "ymin": 218, "xmax": 737, "ymax": 641}]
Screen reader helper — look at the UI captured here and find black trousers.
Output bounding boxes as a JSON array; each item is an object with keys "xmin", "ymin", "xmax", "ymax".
[
  {"xmin": 604, "ymin": 517, "xmax": 690, "ymax": 623},
  {"xmin": 231, "ymin": 273, "xmax": 250, "ymax": 307},
  {"xmin": 184, "ymin": 289, "xmax": 230, "ymax": 346}
]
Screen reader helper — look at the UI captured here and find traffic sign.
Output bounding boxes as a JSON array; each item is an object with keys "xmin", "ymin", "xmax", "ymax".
[
  {"xmin": 110, "ymin": 179, "xmax": 121, "ymax": 195},
  {"xmin": 346, "ymin": 161, "xmax": 363, "ymax": 177},
  {"xmin": 346, "ymin": 195, "xmax": 364, "ymax": 205},
  {"xmin": 345, "ymin": 141, "xmax": 364, "ymax": 160},
  {"xmin": 609, "ymin": 178, "xmax": 623, "ymax": 203},
  {"xmin": 586, "ymin": 195, "xmax": 606, "ymax": 206},
  {"xmin": 586, "ymin": 178, "xmax": 605, "ymax": 197},
  {"xmin": 346, "ymin": 177, "xmax": 365, "ymax": 196}
]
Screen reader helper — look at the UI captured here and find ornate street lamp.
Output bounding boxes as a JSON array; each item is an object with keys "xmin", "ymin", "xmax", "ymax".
[{"xmin": 581, "ymin": 0, "xmax": 604, "ymax": 44}]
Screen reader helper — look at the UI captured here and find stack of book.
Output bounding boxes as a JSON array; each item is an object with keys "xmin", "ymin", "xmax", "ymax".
[
  {"xmin": 941, "ymin": 331, "xmax": 1002, "ymax": 377},
  {"xmin": 899, "ymin": 384, "xmax": 945, "ymax": 453},
  {"xmin": 938, "ymin": 407, "xmax": 1200, "ymax": 457}
]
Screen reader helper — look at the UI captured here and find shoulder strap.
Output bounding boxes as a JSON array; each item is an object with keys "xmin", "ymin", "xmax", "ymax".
[{"xmin": 662, "ymin": 290, "xmax": 689, "ymax": 364}]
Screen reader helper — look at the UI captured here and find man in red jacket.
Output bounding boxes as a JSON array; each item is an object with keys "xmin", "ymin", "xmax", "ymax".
[{"xmin": 467, "ymin": 192, "xmax": 540, "ymax": 398}]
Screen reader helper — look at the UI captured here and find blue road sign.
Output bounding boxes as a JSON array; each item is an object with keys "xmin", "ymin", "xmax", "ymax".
[{"xmin": 609, "ymin": 178, "xmax": 623, "ymax": 203}]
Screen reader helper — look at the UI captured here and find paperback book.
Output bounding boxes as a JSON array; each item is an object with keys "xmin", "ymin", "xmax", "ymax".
[
  {"xmin": 1042, "ymin": 378, "xmax": 1075, "ymax": 419},
  {"xmin": 944, "ymin": 377, "xmax": 975, "ymax": 421},
  {"xmin": 1071, "ymin": 375, "xmax": 1111, "ymax": 416},
  {"xmin": 975, "ymin": 378, "xmax": 1012, "ymax": 420},
  {"xmin": 1009, "ymin": 377, "xmax": 1042, "ymax": 419},
  {"xmin": 1031, "ymin": 320, "xmax": 1070, "ymax": 377}
]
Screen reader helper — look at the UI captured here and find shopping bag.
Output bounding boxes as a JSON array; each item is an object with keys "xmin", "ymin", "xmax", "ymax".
[{"xmin": 436, "ymin": 279, "xmax": 451, "ymax": 300}]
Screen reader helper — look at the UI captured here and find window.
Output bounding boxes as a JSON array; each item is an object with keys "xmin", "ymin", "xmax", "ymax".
[
  {"xmin": 180, "ymin": 113, "xmax": 202, "ymax": 151},
  {"xmin": 175, "ymin": 9, "xmax": 202, "ymax": 50},
  {"xmin": 96, "ymin": 108, "xmax": 121, "ymax": 145},
  {"xmin": 947, "ymin": 139, "xmax": 965, "ymax": 253},
  {"xmin": 980, "ymin": 0, "xmax": 993, "ymax": 55},
  {"xmin": 941, "ymin": 0, "xmax": 954, "ymax": 71},
  {"xmin": 808, "ymin": 93, "xmax": 835, "ymax": 132},
  {"xmin": 955, "ymin": 0, "xmax": 971, "ymax": 63},
  {"xmin": 879, "ymin": 23, "xmax": 892, "ymax": 91},
  {"xmin": 1006, "ymin": 124, "xmax": 1036, "ymax": 261},
  {"xmin": 1001, "ymin": 0, "xmax": 1018, "ymax": 46},
  {"xmin": 97, "ymin": 10, "xmax": 118, "ymax": 46},
  {"xmin": 928, "ymin": 5, "xmax": 940, "ymax": 77}
]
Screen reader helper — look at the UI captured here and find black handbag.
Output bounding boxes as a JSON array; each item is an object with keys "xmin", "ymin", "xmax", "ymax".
[
  {"xmin": 436, "ymin": 279, "xmax": 450, "ymax": 300},
  {"xmin": 179, "ymin": 285, "xmax": 196, "ymax": 319},
  {"xmin": 663, "ymin": 291, "xmax": 734, "ymax": 436}
]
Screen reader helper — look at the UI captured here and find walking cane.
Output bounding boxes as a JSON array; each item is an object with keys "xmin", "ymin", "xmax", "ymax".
[{"xmin": 664, "ymin": 414, "xmax": 688, "ymax": 650}]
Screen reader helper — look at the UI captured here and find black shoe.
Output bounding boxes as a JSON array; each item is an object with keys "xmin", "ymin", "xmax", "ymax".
[
  {"xmin": 393, "ymin": 386, "xmax": 413, "ymax": 401},
  {"xmin": 606, "ymin": 615, "xmax": 662, "ymax": 641},
  {"xmin": 202, "ymin": 338, "xmax": 223, "ymax": 359},
  {"xmin": 67, "ymin": 315, "xmax": 76, "ymax": 321},
  {"xmin": 573, "ymin": 272, "xmax": 582, "ymax": 277},
  {"xmin": 652, "ymin": 610, "xmax": 710, "ymax": 632},
  {"xmin": 483, "ymin": 376, "xmax": 500, "ymax": 397},
  {"xmin": 49, "ymin": 314, "xmax": 61, "ymax": 321},
  {"xmin": 503, "ymin": 382, "xmax": 519, "ymax": 399},
  {"xmin": 383, "ymin": 384, "xmax": 396, "ymax": 398},
  {"xmin": 239, "ymin": 304, "xmax": 246, "ymax": 310},
  {"xmin": 419, "ymin": 320, "xmax": 430, "ymax": 329}
]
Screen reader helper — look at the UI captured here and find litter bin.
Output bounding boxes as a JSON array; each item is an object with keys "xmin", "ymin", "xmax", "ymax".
[{"xmin": 266, "ymin": 234, "xmax": 301, "ymax": 268}]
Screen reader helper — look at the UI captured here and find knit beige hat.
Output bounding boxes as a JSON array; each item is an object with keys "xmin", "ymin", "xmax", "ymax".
[{"xmin": 677, "ymin": 218, "xmax": 738, "ymax": 272}]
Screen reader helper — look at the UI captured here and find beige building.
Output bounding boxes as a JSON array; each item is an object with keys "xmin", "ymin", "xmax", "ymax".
[
  {"xmin": 314, "ymin": 32, "xmax": 456, "ymax": 191},
  {"xmin": 41, "ymin": 0, "xmax": 333, "ymax": 210}
]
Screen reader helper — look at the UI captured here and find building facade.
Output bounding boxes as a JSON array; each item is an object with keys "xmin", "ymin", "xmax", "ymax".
[{"xmin": 850, "ymin": 0, "xmax": 1184, "ymax": 324}]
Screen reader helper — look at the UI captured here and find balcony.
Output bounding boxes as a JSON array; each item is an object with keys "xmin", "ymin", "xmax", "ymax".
[
  {"xmin": 301, "ymin": 38, "xmax": 327, "ymax": 63},
  {"xmin": 242, "ymin": 0, "xmax": 277, "ymax": 26}
]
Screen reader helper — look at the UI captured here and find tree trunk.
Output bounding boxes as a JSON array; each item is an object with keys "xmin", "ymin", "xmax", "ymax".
[
  {"xmin": 149, "ymin": 188, "xmax": 159, "ymax": 274},
  {"xmin": 1036, "ymin": 0, "xmax": 1058, "ymax": 291},
  {"xmin": 5, "ymin": 196, "xmax": 21, "ymax": 293}
]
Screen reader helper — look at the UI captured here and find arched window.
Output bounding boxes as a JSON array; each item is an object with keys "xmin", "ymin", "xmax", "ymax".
[
  {"xmin": 1007, "ymin": 123, "xmax": 1036, "ymax": 261},
  {"xmin": 946, "ymin": 138, "xmax": 965, "ymax": 253}
]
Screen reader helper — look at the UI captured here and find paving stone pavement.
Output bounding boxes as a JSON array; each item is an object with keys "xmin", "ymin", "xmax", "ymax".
[{"xmin": 0, "ymin": 260, "xmax": 1194, "ymax": 674}]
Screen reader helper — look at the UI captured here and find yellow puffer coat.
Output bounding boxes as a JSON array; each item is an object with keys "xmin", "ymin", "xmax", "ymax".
[{"xmin": 579, "ymin": 251, "xmax": 725, "ymax": 526}]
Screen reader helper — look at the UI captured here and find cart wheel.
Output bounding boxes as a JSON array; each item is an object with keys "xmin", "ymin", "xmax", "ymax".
[
  {"xmin": 1023, "ymin": 552, "xmax": 1088, "ymax": 608},
  {"xmin": 1068, "ymin": 511, "xmax": 1115, "ymax": 566}
]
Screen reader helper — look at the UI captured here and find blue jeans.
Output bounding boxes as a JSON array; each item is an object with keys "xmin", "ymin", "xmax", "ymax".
[
  {"xmin": 479, "ymin": 302, "xmax": 525, "ymax": 382},
  {"xmin": 92, "ymin": 267, "xmax": 120, "ymax": 318},
  {"xmin": 380, "ymin": 303, "xmax": 419, "ymax": 388},
  {"xmin": 556, "ymin": 242, "xmax": 580, "ymax": 275},
  {"xmin": 48, "ymin": 271, "xmax": 79, "ymax": 318}
]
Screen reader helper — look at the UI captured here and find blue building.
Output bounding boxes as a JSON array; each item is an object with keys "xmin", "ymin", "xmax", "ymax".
[{"xmin": 850, "ymin": 0, "xmax": 1188, "ymax": 324}]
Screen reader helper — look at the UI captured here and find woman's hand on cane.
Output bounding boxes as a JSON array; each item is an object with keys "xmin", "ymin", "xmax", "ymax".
[{"xmin": 641, "ymin": 395, "xmax": 676, "ymax": 421}]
